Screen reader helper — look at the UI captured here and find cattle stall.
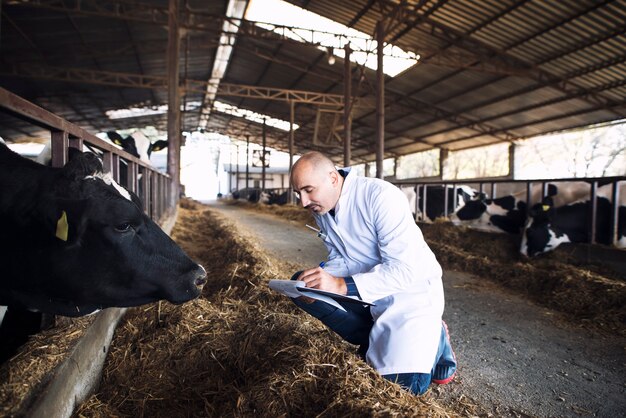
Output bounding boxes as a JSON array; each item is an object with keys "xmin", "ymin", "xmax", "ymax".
[
  {"xmin": 393, "ymin": 177, "xmax": 625, "ymax": 248},
  {"xmin": 0, "ymin": 88, "xmax": 176, "ymax": 416}
]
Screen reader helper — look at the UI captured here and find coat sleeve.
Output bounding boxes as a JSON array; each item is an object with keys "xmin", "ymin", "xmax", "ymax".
[
  {"xmin": 315, "ymin": 216, "xmax": 351, "ymax": 277},
  {"xmin": 351, "ymin": 184, "xmax": 442, "ymax": 302}
]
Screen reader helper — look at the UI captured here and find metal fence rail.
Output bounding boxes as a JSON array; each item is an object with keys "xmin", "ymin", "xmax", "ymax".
[{"xmin": 0, "ymin": 87, "xmax": 172, "ymax": 220}]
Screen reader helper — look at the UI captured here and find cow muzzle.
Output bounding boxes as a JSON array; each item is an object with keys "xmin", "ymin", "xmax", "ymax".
[{"xmin": 194, "ymin": 264, "xmax": 208, "ymax": 288}]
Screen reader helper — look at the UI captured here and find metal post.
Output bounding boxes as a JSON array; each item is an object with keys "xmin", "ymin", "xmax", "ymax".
[
  {"xmin": 235, "ymin": 144, "xmax": 240, "ymax": 191},
  {"xmin": 589, "ymin": 181, "xmax": 598, "ymax": 244},
  {"xmin": 289, "ymin": 101, "xmax": 295, "ymax": 203},
  {"xmin": 343, "ymin": 43, "xmax": 352, "ymax": 167},
  {"xmin": 610, "ymin": 180, "xmax": 620, "ymax": 245},
  {"xmin": 376, "ymin": 20, "xmax": 385, "ymax": 179},
  {"xmin": 51, "ymin": 131, "xmax": 69, "ymax": 167},
  {"xmin": 245, "ymin": 135, "xmax": 250, "ymax": 190},
  {"xmin": 167, "ymin": 0, "xmax": 181, "ymax": 207},
  {"xmin": 439, "ymin": 148, "xmax": 448, "ymax": 179},
  {"xmin": 262, "ymin": 119, "xmax": 267, "ymax": 191},
  {"xmin": 508, "ymin": 143, "xmax": 516, "ymax": 179}
]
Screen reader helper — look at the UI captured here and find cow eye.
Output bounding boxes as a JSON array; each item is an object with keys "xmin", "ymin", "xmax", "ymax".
[{"xmin": 114, "ymin": 222, "xmax": 133, "ymax": 233}]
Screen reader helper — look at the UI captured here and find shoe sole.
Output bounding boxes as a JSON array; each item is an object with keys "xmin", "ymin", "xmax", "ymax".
[{"xmin": 432, "ymin": 321, "xmax": 457, "ymax": 385}]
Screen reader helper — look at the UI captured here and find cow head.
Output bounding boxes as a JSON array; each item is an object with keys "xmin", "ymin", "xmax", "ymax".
[
  {"xmin": 450, "ymin": 197, "xmax": 488, "ymax": 226},
  {"xmin": 1, "ymin": 150, "xmax": 206, "ymax": 316},
  {"xmin": 107, "ymin": 131, "xmax": 168, "ymax": 164},
  {"xmin": 520, "ymin": 197, "xmax": 569, "ymax": 257}
]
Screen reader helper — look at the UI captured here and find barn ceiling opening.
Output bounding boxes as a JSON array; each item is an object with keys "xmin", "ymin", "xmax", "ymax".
[{"xmin": 245, "ymin": 0, "xmax": 420, "ymax": 77}]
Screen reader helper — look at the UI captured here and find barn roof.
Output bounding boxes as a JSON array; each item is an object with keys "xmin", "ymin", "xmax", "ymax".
[{"xmin": 1, "ymin": 0, "xmax": 625, "ymax": 164}]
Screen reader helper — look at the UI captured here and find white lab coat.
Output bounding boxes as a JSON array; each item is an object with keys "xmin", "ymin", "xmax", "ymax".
[{"xmin": 314, "ymin": 168, "xmax": 444, "ymax": 375}]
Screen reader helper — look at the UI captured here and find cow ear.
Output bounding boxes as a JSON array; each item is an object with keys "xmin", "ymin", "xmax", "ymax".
[
  {"xmin": 547, "ymin": 184, "xmax": 558, "ymax": 197},
  {"xmin": 541, "ymin": 196, "xmax": 554, "ymax": 208},
  {"xmin": 61, "ymin": 151, "xmax": 103, "ymax": 180},
  {"xmin": 41, "ymin": 198, "xmax": 89, "ymax": 244},
  {"xmin": 150, "ymin": 140, "xmax": 168, "ymax": 153},
  {"xmin": 107, "ymin": 131, "xmax": 125, "ymax": 146}
]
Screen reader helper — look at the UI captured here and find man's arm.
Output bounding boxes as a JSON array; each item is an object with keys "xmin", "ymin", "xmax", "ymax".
[{"xmin": 351, "ymin": 185, "xmax": 442, "ymax": 302}]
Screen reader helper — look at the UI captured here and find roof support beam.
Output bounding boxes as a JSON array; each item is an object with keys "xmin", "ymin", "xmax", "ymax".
[{"xmin": 1, "ymin": 64, "xmax": 375, "ymax": 108}]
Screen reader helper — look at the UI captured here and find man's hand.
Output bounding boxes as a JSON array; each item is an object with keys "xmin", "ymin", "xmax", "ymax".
[{"xmin": 298, "ymin": 267, "xmax": 347, "ymax": 295}]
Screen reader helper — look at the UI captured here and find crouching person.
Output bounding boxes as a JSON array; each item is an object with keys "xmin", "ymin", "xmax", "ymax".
[{"xmin": 289, "ymin": 151, "xmax": 456, "ymax": 395}]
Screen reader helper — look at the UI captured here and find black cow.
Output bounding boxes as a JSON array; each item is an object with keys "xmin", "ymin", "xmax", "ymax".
[
  {"xmin": 521, "ymin": 183, "xmax": 626, "ymax": 256},
  {"xmin": 450, "ymin": 182, "xmax": 591, "ymax": 234},
  {"xmin": 268, "ymin": 191, "xmax": 290, "ymax": 205},
  {"xmin": 0, "ymin": 143, "xmax": 206, "ymax": 359},
  {"xmin": 106, "ymin": 131, "xmax": 168, "ymax": 164}
]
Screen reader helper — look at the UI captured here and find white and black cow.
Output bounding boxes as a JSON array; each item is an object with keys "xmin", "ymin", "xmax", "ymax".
[
  {"xmin": 406, "ymin": 184, "xmax": 481, "ymax": 223},
  {"xmin": 520, "ymin": 182, "xmax": 626, "ymax": 257},
  {"xmin": 450, "ymin": 182, "xmax": 592, "ymax": 234},
  {"xmin": 0, "ymin": 143, "xmax": 206, "ymax": 359},
  {"xmin": 106, "ymin": 131, "xmax": 168, "ymax": 164}
]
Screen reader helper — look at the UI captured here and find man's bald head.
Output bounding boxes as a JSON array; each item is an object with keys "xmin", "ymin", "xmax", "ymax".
[
  {"xmin": 291, "ymin": 151, "xmax": 336, "ymax": 179},
  {"xmin": 290, "ymin": 151, "xmax": 343, "ymax": 215}
]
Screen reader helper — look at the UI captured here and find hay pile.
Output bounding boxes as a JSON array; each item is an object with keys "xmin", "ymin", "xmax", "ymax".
[
  {"xmin": 417, "ymin": 222, "xmax": 625, "ymax": 335},
  {"xmin": 74, "ymin": 202, "xmax": 463, "ymax": 417},
  {"xmin": 0, "ymin": 315, "xmax": 96, "ymax": 416}
]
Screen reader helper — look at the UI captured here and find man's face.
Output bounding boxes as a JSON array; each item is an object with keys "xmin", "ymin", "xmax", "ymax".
[{"xmin": 291, "ymin": 164, "xmax": 339, "ymax": 215}]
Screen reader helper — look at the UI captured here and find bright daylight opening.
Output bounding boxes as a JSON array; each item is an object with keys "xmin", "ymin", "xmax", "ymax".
[
  {"xmin": 246, "ymin": 0, "xmax": 420, "ymax": 77},
  {"xmin": 213, "ymin": 100, "xmax": 299, "ymax": 132}
]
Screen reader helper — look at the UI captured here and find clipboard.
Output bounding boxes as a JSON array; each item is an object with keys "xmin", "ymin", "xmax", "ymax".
[{"xmin": 295, "ymin": 285, "xmax": 376, "ymax": 306}]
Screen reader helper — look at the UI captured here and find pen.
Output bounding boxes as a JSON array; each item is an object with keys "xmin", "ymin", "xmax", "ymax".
[{"xmin": 305, "ymin": 224, "xmax": 327, "ymax": 240}]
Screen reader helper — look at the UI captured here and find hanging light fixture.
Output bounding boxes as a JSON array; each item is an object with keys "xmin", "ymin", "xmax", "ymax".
[{"xmin": 327, "ymin": 46, "xmax": 336, "ymax": 65}]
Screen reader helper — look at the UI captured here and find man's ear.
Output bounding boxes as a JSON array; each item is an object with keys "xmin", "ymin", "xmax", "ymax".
[{"xmin": 330, "ymin": 170, "xmax": 340, "ymax": 187}]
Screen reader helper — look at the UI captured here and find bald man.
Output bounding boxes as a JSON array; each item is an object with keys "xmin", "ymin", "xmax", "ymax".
[{"xmin": 289, "ymin": 151, "xmax": 456, "ymax": 395}]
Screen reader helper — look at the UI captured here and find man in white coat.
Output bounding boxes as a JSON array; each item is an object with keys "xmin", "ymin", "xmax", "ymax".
[{"xmin": 289, "ymin": 151, "xmax": 456, "ymax": 395}]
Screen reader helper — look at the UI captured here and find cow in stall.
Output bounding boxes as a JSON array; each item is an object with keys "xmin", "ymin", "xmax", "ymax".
[
  {"xmin": 450, "ymin": 182, "xmax": 593, "ymax": 234},
  {"xmin": 268, "ymin": 191, "xmax": 290, "ymax": 205},
  {"xmin": 106, "ymin": 131, "xmax": 168, "ymax": 164},
  {"xmin": 0, "ymin": 143, "xmax": 206, "ymax": 362},
  {"xmin": 520, "ymin": 182, "xmax": 626, "ymax": 257},
  {"xmin": 400, "ymin": 184, "xmax": 482, "ymax": 222}
]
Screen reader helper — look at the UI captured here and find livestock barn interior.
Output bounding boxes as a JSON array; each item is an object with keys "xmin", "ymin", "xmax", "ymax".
[{"xmin": 1, "ymin": 1, "xmax": 625, "ymax": 417}]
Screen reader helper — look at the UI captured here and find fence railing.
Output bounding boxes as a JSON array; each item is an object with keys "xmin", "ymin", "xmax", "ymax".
[
  {"xmin": 0, "ymin": 87, "xmax": 172, "ymax": 221},
  {"xmin": 392, "ymin": 176, "xmax": 625, "ymax": 247}
]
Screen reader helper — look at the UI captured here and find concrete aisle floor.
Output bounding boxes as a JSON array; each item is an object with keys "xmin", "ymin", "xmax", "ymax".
[{"xmin": 205, "ymin": 200, "xmax": 626, "ymax": 418}]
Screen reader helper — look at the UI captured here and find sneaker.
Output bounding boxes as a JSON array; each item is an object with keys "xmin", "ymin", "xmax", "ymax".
[{"xmin": 432, "ymin": 321, "xmax": 457, "ymax": 385}]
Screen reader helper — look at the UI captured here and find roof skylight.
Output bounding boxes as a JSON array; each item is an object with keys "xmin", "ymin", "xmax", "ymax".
[
  {"xmin": 245, "ymin": 0, "xmax": 419, "ymax": 77},
  {"xmin": 214, "ymin": 100, "xmax": 299, "ymax": 132}
]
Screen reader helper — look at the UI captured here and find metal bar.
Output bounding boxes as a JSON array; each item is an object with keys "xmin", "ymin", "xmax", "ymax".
[
  {"xmin": 610, "ymin": 181, "xmax": 620, "ymax": 246},
  {"xmin": 444, "ymin": 183, "xmax": 450, "ymax": 217},
  {"xmin": 589, "ymin": 181, "xmax": 598, "ymax": 244},
  {"xmin": 51, "ymin": 131, "xmax": 69, "ymax": 168},
  {"xmin": 245, "ymin": 135, "xmax": 250, "ymax": 191},
  {"xmin": 262, "ymin": 119, "xmax": 267, "ymax": 191},
  {"xmin": 289, "ymin": 101, "xmax": 294, "ymax": 204},
  {"xmin": 167, "ymin": 0, "xmax": 181, "ymax": 207},
  {"xmin": 343, "ymin": 43, "xmax": 352, "ymax": 167},
  {"xmin": 376, "ymin": 20, "xmax": 385, "ymax": 179}
]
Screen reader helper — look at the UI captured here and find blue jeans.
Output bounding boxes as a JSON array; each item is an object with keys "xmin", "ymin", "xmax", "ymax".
[{"xmin": 289, "ymin": 271, "xmax": 439, "ymax": 395}]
